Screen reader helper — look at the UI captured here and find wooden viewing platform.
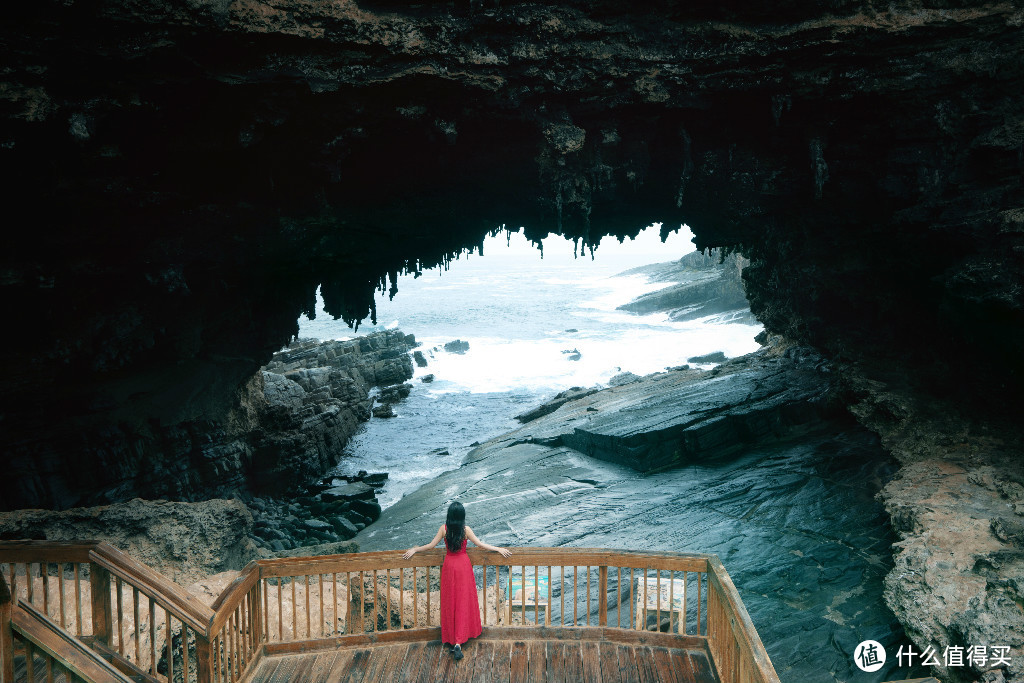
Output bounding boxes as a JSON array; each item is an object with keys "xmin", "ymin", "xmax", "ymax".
[{"xmin": 0, "ymin": 541, "xmax": 779, "ymax": 683}]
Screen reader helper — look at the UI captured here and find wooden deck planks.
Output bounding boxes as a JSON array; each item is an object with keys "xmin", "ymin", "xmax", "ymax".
[
  {"xmin": 358, "ymin": 644, "xmax": 394, "ymax": 683},
  {"xmin": 468, "ymin": 641, "xmax": 496, "ymax": 683},
  {"xmin": 598, "ymin": 641, "xmax": 622, "ymax": 683},
  {"xmin": 544, "ymin": 641, "xmax": 564, "ymax": 683},
  {"xmin": 420, "ymin": 642, "xmax": 446, "ymax": 683},
  {"xmin": 562, "ymin": 642, "xmax": 583, "ymax": 683},
  {"xmin": 581, "ymin": 641, "xmax": 601, "ymax": 682},
  {"xmin": 396, "ymin": 642, "xmax": 425, "ymax": 683},
  {"xmin": 245, "ymin": 639, "xmax": 718, "ymax": 683},
  {"xmin": 510, "ymin": 641, "xmax": 529, "ymax": 683},
  {"xmin": 688, "ymin": 650, "xmax": 717, "ymax": 683},
  {"xmin": 268, "ymin": 653, "xmax": 307, "ymax": 683},
  {"xmin": 651, "ymin": 647, "xmax": 683, "ymax": 683},
  {"xmin": 634, "ymin": 646, "xmax": 661, "ymax": 683},
  {"xmin": 526, "ymin": 640, "xmax": 546, "ymax": 683},
  {"xmin": 324, "ymin": 649, "xmax": 359, "ymax": 683},
  {"xmin": 376, "ymin": 646, "xmax": 408, "ymax": 683},
  {"xmin": 491, "ymin": 639, "xmax": 513, "ymax": 683},
  {"xmin": 616, "ymin": 643, "xmax": 641, "ymax": 683}
]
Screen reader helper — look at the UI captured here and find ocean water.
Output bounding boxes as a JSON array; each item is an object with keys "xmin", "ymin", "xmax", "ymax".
[{"xmin": 297, "ymin": 226, "xmax": 764, "ymax": 506}]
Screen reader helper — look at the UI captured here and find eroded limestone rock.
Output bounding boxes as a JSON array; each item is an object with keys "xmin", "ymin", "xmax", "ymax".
[{"xmin": 0, "ymin": 498, "xmax": 258, "ymax": 585}]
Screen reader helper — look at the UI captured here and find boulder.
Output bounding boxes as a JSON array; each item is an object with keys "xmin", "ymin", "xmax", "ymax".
[
  {"xmin": 687, "ymin": 351, "xmax": 727, "ymax": 364},
  {"xmin": 349, "ymin": 499, "xmax": 382, "ymax": 523},
  {"xmin": 421, "ymin": 374, "xmax": 435, "ymax": 383},
  {"xmin": 362, "ymin": 472, "xmax": 389, "ymax": 487},
  {"xmin": 413, "ymin": 350, "xmax": 428, "ymax": 367},
  {"xmin": 372, "ymin": 404, "xmax": 396, "ymax": 418},
  {"xmin": 329, "ymin": 516, "xmax": 360, "ymax": 539},
  {"xmin": 321, "ymin": 482, "xmax": 376, "ymax": 502},
  {"xmin": 378, "ymin": 383, "xmax": 412, "ymax": 403},
  {"xmin": 443, "ymin": 340, "xmax": 470, "ymax": 354},
  {"xmin": 608, "ymin": 372, "xmax": 639, "ymax": 386}
]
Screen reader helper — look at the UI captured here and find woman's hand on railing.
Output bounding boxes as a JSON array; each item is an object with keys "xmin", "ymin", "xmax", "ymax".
[
  {"xmin": 494, "ymin": 547, "xmax": 512, "ymax": 558},
  {"xmin": 402, "ymin": 548, "xmax": 418, "ymax": 559}
]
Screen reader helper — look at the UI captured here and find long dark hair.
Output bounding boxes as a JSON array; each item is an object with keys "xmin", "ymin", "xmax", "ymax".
[{"xmin": 445, "ymin": 501, "xmax": 466, "ymax": 552}]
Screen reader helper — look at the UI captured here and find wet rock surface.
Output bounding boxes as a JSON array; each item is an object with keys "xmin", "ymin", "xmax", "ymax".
[
  {"xmin": 688, "ymin": 352, "xmax": 728, "ymax": 364},
  {"xmin": 358, "ymin": 351, "xmax": 925, "ymax": 682},
  {"xmin": 509, "ymin": 345, "xmax": 841, "ymax": 472},
  {"xmin": 516, "ymin": 386, "xmax": 600, "ymax": 424},
  {"xmin": 443, "ymin": 340, "xmax": 471, "ymax": 354}
]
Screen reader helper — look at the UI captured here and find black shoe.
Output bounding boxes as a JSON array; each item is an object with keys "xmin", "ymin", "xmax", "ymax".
[{"xmin": 452, "ymin": 644, "xmax": 464, "ymax": 661}]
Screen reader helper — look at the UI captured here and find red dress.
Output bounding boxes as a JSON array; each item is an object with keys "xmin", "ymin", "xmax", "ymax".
[{"xmin": 440, "ymin": 535, "xmax": 482, "ymax": 646}]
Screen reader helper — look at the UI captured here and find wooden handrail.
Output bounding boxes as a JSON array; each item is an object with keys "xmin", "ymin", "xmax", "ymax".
[
  {"xmin": 12, "ymin": 599, "xmax": 134, "ymax": 683},
  {"xmin": 89, "ymin": 542, "xmax": 214, "ymax": 634},
  {"xmin": 257, "ymin": 547, "xmax": 712, "ymax": 577},
  {"xmin": 707, "ymin": 556, "xmax": 781, "ymax": 683},
  {"xmin": 0, "ymin": 540, "xmax": 98, "ymax": 564},
  {"xmin": 209, "ymin": 561, "xmax": 260, "ymax": 634}
]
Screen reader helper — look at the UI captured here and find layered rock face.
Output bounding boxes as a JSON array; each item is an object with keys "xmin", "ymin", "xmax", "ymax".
[
  {"xmin": 253, "ymin": 331, "xmax": 414, "ymax": 494},
  {"xmin": 2, "ymin": 330, "xmax": 413, "ymax": 510},
  {"xmin": 616, "ymin": 249, "xmax": 753, "ymax": 323}
]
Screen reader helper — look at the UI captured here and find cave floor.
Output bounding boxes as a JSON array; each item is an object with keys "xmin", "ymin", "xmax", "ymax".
[{"xmin": 245, "ymin": 635, "xmax": 717, "ymax": 683}]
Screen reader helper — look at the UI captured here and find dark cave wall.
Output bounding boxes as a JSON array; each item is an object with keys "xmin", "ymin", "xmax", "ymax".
[{"xmin": 1, "ymin": 0, "xmax": 1022, "ymax": 507}]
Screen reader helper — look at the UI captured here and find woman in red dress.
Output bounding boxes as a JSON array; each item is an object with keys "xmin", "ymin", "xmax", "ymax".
[{"xmin": 403, "ymin": 502, "xmax": 511, "ymax": 660}]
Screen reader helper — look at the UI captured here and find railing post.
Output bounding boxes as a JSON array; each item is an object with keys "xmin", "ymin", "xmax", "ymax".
[
  {"xmin": 253, "ymin": 581, "xmax": 263, "ymax": 650},
  {"xmin": 1, "ymin": 571, "xmax": 13, "ymax": 683},
  {"xmin": 89, "ymin": 562, "xmax": 113, "ymax": 647},
  {"xmin": 598, "ymin": 566, "xmax": 608, "ymax": 627},
  {"xmin": 195, "ymin": 633, "xmax": 214, "ymax": 683}
]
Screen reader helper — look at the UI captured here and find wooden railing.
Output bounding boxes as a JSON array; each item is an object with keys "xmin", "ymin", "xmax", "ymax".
[
  {"xmin": 0, "ymin": 542, "xmax": 780, "ymax": 683},
  {"xmin": 0, "ymin": 541, "xmax": 215, "ymax": 683},
  {"xmin": 2, "ymin": 565, "xmax": 134, "ymax": 683}
]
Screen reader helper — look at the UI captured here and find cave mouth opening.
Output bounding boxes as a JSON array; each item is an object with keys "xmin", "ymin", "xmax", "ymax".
[{"xmin": 293, "ymin": 223, "xmax": 764, "ymax": 506}]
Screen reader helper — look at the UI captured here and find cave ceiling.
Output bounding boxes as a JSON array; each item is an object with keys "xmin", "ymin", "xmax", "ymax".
[{"xmin": 1, "ymin": 0, "xmax": 1022, "ymax": 499}]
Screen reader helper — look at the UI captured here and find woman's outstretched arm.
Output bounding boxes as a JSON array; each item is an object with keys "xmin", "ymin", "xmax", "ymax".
[
  {"xmin": 402, "ymin": 524, "xmax": 445, "ymax": 559},
  {"xmin": 466, "ymin": 526, "xmax": 512, "ymax": 557}
]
